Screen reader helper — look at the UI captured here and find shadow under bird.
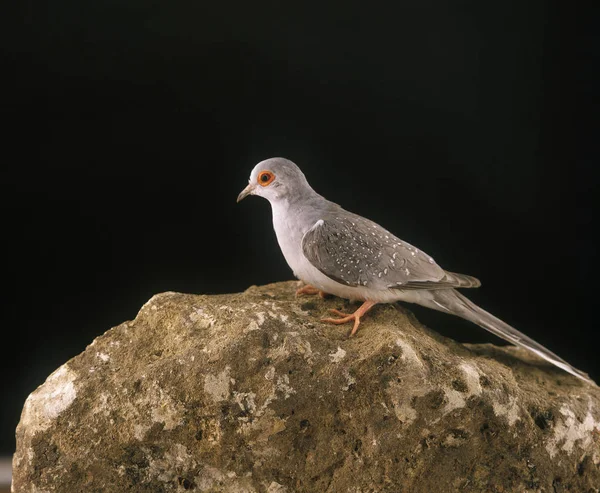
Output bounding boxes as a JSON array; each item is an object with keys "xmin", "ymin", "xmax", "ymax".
[{"xmin": 237, "ymin": 157, "xmax": 593, "ymax": 384}]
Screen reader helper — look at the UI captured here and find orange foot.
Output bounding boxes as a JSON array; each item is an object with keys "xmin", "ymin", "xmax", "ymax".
[
  {"xmin": 321, "ymin": 300, "xmax": 378, "ymax": 336},
  {"xmin": 296, "ymin": 284, "xmax": 330, "ymax": 299}
]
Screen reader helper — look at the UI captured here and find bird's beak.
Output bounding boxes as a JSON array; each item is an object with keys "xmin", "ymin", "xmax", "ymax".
[{"xmin": 237, "ymin": 183, "xmax": 254, "ymax": 203}]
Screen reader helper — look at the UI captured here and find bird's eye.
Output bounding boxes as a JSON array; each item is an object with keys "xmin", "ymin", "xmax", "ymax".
[{"xmin": 258, "ymin": 171, "xmax": 275, "ymax": 186}]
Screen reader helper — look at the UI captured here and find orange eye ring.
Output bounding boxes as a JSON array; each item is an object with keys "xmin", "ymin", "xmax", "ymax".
[{"xmin": 257, "ymin": 170, "xmax": 275, "ymax": 187}]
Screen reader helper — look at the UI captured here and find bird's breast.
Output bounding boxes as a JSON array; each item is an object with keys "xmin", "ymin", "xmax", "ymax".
[
  {"xmin": 271, "ymin": 203, "xmax": 308, "ymax": 277},
  {"xmin": 269, "ymin": 204, "xmax": 358, "ymax": 299}
]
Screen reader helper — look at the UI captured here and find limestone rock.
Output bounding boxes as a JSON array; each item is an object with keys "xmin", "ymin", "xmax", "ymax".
[{"xmin": 12, "ymin": 281, "xmax": 600, "ymax": 492}]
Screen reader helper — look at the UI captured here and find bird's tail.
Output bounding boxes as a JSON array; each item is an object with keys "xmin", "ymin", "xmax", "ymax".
[{"xmin": 416, "ymin": 288, "xmax": 594, "ymax": 384}]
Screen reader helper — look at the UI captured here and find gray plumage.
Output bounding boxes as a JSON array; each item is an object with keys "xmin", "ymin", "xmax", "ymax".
[
  {"xmin": 302, "ymin": 213, "xmax": 480, "ymax": 291},
  {"xmin": 238, "ymin": 157, "xmax": 593, "ymax": 384}
]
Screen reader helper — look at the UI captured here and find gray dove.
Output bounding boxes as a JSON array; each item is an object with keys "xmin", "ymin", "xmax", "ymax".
[{"xmin": 237, "ymin": 157, "xmax": 592, "ymax": 384}]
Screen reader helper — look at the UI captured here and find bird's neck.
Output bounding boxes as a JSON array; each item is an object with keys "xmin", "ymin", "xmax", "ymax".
[
  {"xmin": 270, "ymin": 188, "xmax": 327, "ymax": 235},
  {"xmin": 276, "ymin": 185, "xmax": 320, "ymax": 209}
]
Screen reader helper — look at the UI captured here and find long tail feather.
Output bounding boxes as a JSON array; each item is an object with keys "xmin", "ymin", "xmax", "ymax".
[{"xmin": 416, "ymin": 289, "xmax": 594, "ymax": 384}]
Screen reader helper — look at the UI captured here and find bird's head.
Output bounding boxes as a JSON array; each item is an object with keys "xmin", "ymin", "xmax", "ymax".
[{"xmin": 237, "ymin": 157, "xmax": 312, "ymax": 204}]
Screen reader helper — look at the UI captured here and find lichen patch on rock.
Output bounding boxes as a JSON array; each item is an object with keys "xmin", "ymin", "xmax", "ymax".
[
  {"xmin": 546, "ymin": 402, "xmax": 600, "ymax": 458},
  {"xmin": 203, "ymin": 367, "xmax": 232, "ymax": 403},
  {"xmin": 21, "ymin": 365, "xmax": 77, "ymax": 433}
]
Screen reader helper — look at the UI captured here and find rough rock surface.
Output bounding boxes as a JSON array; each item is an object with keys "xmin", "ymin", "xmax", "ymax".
[{"xmin": 12, "ymin": 281, "xmax": 600, "ymax": 492}]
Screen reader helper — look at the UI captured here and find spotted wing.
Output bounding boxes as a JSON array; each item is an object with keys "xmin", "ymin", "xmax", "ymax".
[{"xmin": 301, "ymin": 214, "xmax": 480, "ymax": 291}]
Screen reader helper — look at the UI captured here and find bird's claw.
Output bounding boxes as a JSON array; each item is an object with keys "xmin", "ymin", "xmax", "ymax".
[
  {"xmin": 321, "ymin": 311, "xmax": 362, "ymax": 336},
  {"xmin": 327, "ymin": 308, "xmax": 352, "ymax": 318},
  {"xmin": 320, "ymin": 300, "xmax": 377, "ymax": 336},
  {"xmin": 296, "ymin": 285, "xmax": 330, "ymax": 298}
]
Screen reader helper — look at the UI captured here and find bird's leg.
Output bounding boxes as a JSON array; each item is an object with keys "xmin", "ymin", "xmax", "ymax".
[
  {"xmin": 296, "ymin": 284, "xmax": 330, "ymax": 298},
  {"xmin": 321, "ymin": 300, "xmax": 378, "ymax": 336}
]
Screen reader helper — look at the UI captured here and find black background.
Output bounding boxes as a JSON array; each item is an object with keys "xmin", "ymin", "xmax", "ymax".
[{"xmin": 1, "ymin": 1, "xmax": 596, "ymax": 455}]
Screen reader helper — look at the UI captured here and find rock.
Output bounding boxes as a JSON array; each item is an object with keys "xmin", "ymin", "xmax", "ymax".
[{"xmin": 12, "ymin": 281, "xmax": 600, "ymax": 492}]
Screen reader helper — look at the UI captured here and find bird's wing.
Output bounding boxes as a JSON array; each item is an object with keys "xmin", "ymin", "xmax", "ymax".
[{"xmin": 301, "ymin": 214, "xmax": 480, "ymax": 291}]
